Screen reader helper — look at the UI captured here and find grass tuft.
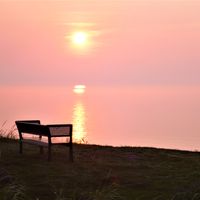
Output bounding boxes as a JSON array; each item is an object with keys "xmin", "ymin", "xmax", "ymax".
[
  {"xmin": 0, "ymin": 122, "xmax": 16, "ymax": 139},
  {"xmin": 4, "ymin": 183, "xmax": 26, "ymax": 200}
]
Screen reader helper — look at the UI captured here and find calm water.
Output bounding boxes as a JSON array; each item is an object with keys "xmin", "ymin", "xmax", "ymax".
[{"xmin": 1, "ymin": 86, "xmax": 200, "ymax": 151}]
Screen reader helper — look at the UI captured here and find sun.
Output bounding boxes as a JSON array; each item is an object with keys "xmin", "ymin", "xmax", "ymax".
[
  {"xmin": 65, "ymin": 30, "xmax": 94, "ymax": 54},
  {"xmin": 72, "ymin": 32, "xmax": 88, "ymax": 46}
]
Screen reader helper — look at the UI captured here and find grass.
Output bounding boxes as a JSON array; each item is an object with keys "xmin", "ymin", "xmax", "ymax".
[{"xmin": 1, "ymin": 136, "xmax": 200, "ymax": 199}]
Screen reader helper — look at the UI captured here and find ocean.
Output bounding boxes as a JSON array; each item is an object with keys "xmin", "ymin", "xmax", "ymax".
[{"xmin": 1, "ymin": 85, "xmax": 200, "ymax": 151}]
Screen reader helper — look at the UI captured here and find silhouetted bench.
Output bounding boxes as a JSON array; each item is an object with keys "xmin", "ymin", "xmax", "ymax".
[{"xmin": 15, "ymin": 120, "xmax": 73, "ymax": 161}]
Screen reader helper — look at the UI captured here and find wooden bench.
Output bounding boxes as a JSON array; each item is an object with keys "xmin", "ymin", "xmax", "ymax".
[{"xmin": 15, "ymin": 120, "xmax": 73, "ymax": 161}]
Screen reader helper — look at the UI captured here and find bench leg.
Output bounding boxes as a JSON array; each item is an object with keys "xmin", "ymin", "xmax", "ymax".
[
  {"xmin": 48, "ymin": 145, "xmax": 51, "ymax": 161},
  {"xmin": 19, "ymin": 141, "xmax": 23, "ymax": 154},
  {"xmin": 69, "ymin": 145, "xmax": 73, "ymax": 162},
  {"xmin": 39, "ymin": 146, "xmax": 44, "ymax": 154}
]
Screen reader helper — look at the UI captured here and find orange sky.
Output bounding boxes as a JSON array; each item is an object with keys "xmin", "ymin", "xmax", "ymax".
[{"xmin": 0, "ymin": 0, "xmax": 200, "ymax": 86}]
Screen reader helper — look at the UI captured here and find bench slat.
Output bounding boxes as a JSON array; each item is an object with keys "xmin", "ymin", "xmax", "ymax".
[{"xmin": 48, "ymin": 126, "xmax": 72, "ymax": 137}]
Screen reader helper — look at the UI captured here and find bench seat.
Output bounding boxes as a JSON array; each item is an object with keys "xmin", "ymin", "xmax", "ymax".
[{"xmin": 23, "ymin": 139, "xmax": 49, "ymax": 147}]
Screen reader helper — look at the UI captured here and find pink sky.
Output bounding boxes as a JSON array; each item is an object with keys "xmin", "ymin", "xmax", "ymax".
[
  {"xmin": 0, "ymin": 1, "xmax": 200, "ymax": 149},
  {"xmin": 0, "ymin": 0, "xmax": 200, "ymax": 86}
]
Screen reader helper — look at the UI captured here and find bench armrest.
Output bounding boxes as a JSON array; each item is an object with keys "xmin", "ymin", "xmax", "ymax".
[{"xmin": 47, "ymin": 124, "xmax": 73, "ymax": 137}]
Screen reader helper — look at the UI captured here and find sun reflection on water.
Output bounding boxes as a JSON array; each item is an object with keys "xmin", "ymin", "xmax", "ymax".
[
  {"xmin": 72, "ymin": 101, "xmax": 87, "ymax": 143},
  {"xmin": 73, "ymin": 85, "xmax": 86, "ymax": 94}
]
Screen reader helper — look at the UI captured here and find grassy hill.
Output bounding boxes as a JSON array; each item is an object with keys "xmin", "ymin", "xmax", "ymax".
[{"xmin": 1, "ymin": 138, "xmax": 200, "ymax": 200}]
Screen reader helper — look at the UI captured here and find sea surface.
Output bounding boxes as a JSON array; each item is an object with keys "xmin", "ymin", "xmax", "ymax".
[{"xmin": 1, "ymin": 85, "xmax": 200, "ymax": 151}]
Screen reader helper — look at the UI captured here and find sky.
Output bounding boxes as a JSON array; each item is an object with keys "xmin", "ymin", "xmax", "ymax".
[{"xmin": 0, "ymin": 0, "xmax": 200, "ymax": 86}]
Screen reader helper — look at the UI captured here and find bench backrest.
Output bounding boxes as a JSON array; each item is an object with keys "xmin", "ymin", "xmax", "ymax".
[
  {"xmin": 47, "ymin": 124, "xmax": 73, "ymax": 137},
  {"xmin": 16, "ymin": 120, "xmax": 41, "ymax": 125},
  {"xmin": 15, "ymin": 120, "xmax": 50, "ymax": 138}
]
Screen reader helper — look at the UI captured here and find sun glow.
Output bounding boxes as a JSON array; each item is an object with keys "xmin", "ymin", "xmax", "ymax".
[
  {"xmin": 72, "ymin": 32, "xmax": 88, "ymax": 46},
  {"xmin": 66, "ymin": 31, "xmax": 91, "ymax": 54},
  {"xmin": 65, "ymin": 22, "xmax": 101, "ymax": 54}
]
